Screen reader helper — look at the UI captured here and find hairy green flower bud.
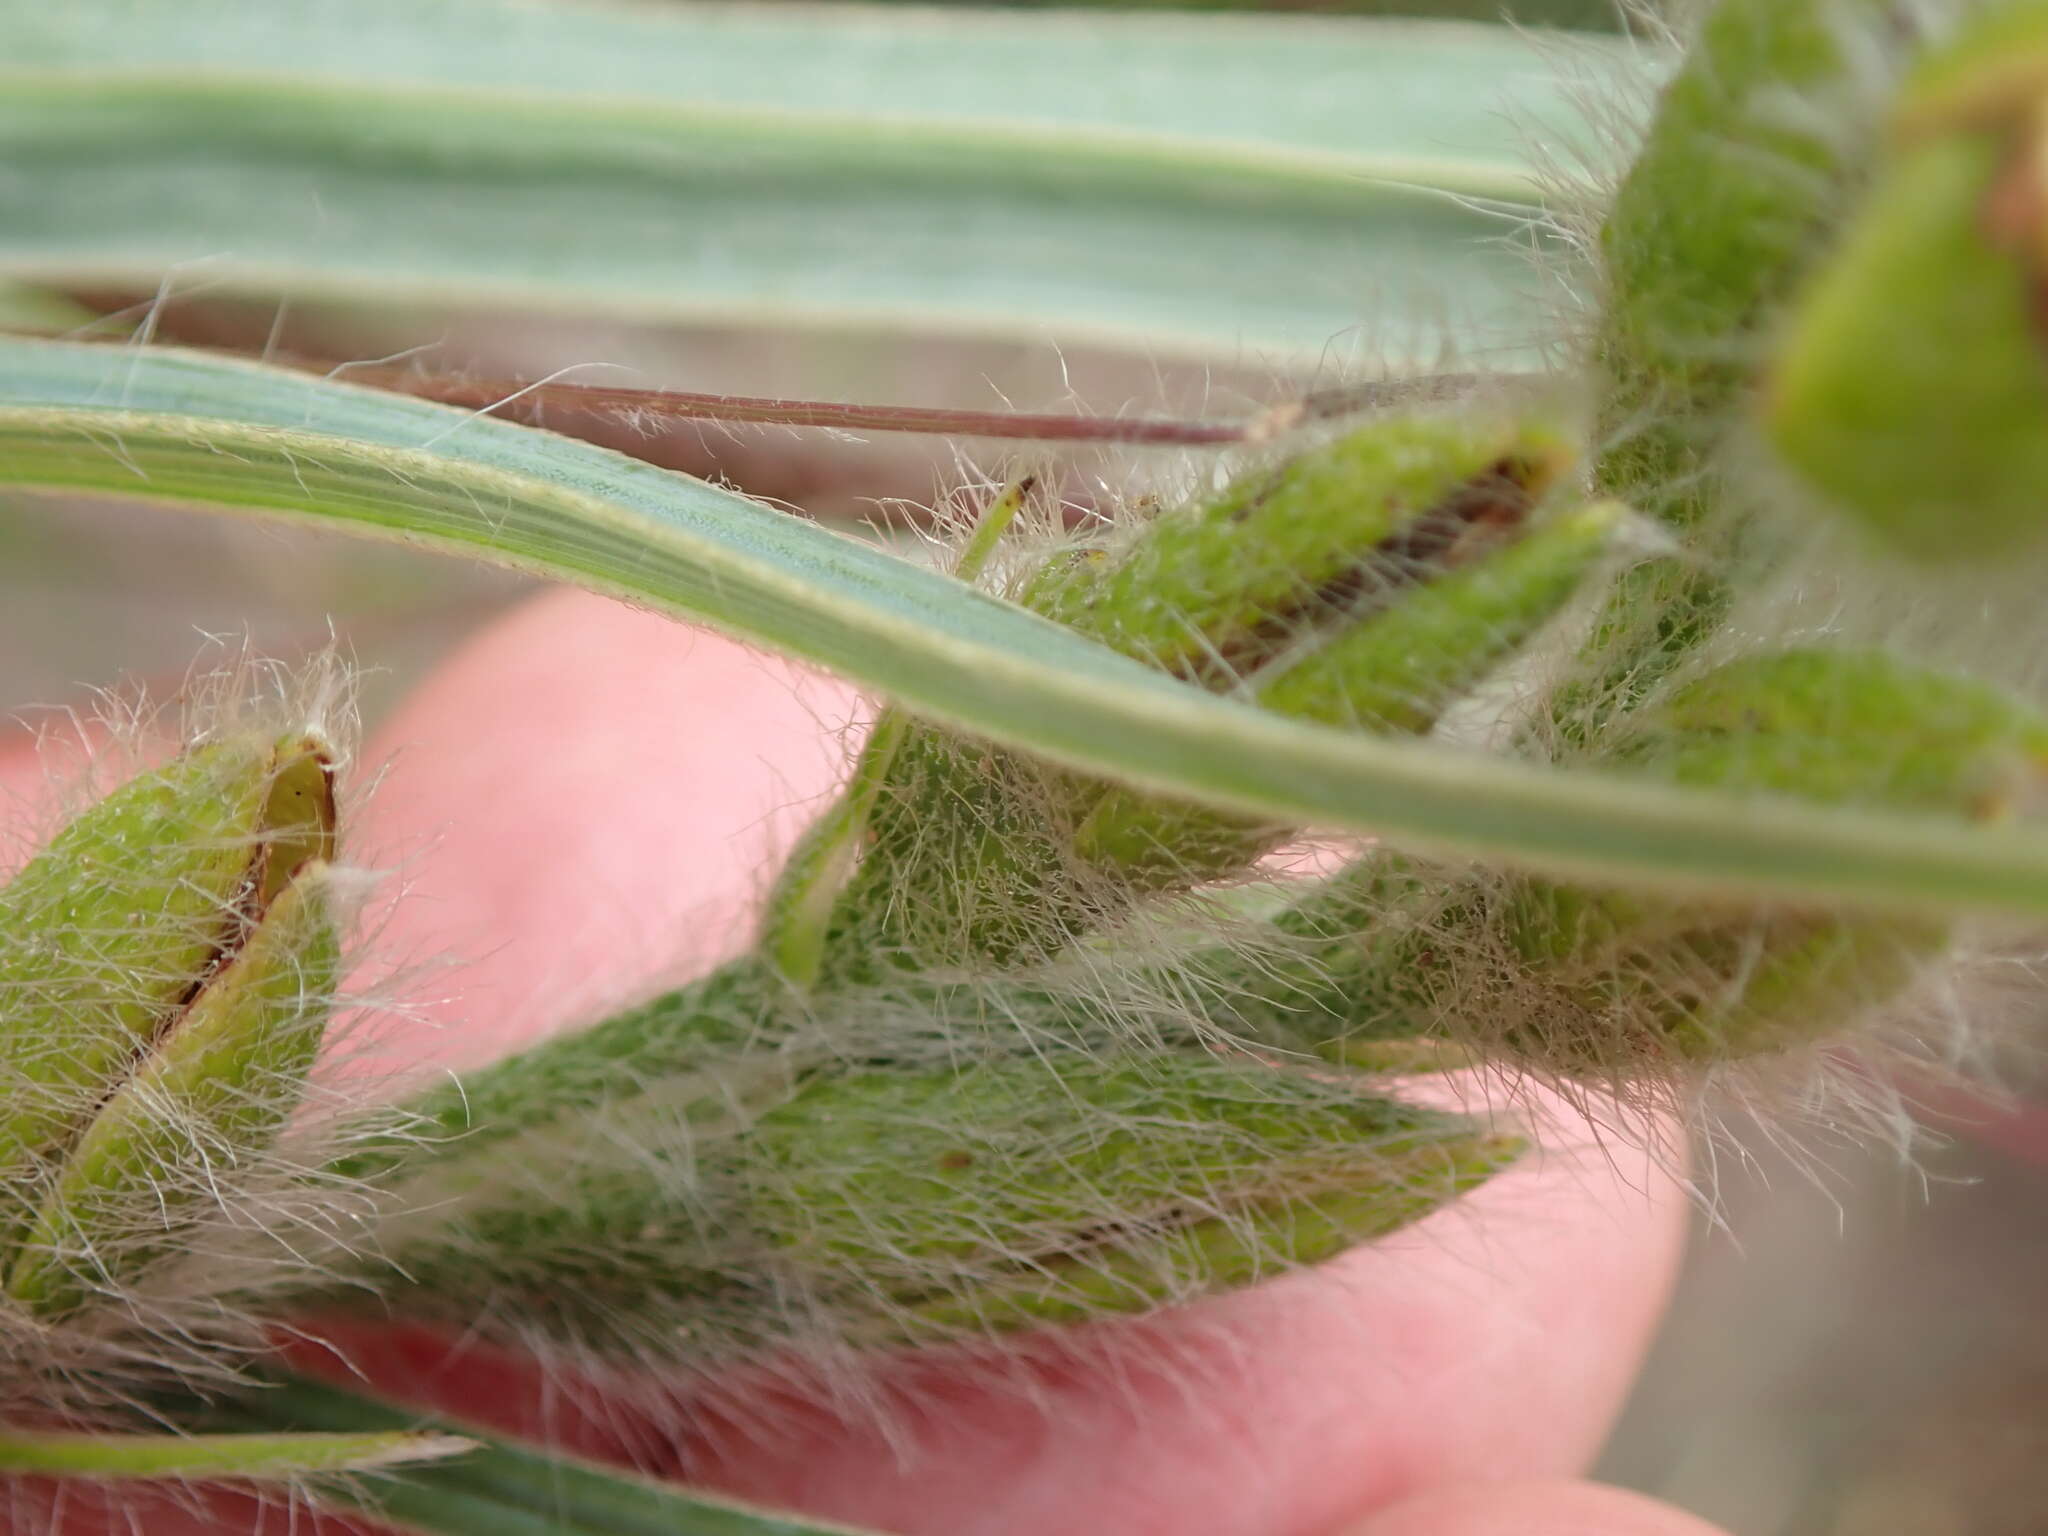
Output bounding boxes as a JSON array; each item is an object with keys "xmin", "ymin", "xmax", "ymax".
[
  {"xmin": 1509, "ymin": 649, "xmax": 2048, "ymax": 1061},
  {"xmin": 799, "ymin": 412, "xmax": 1580, "ymax": 980},
  {"xmin": 1767, "ymin": 2, "xmax": 2048, "ymax": 559},
  {"xmin": 1025, "ymin": 412, "xmax": 1575, "ymax": 679},
  {"xmin": 1595, "ymin": 0, "xmax": 1903, "ymax": 519},
  {"xmin": 1568, "ymin": 0, "xmax": 1922, "ymax": 738},
  {"xmin": 0, "ymin": 732, "xmax": 337, "ymax": 1313},
  {"xmin": 1075, "ymin": 499, "xmax": 1621, "ymax": 888},
  {"xmin": 0, "ymin": 734, "xmax": 335, "ymax": 1210},
  {"xmin": 8, "ymin": 862, "xmax": 341, "ymax": 1317}
]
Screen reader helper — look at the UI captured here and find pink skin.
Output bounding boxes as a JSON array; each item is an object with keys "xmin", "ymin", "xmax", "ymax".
[{"xmin": 4, "ymin": 588, "xmax": 1727, "ymax": 1536}]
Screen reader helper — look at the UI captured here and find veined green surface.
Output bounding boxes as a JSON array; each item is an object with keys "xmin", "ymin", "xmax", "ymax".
[
  {"xmin": 0, "ymin": 0, "xmax": 1635, "ymax": 364},
  {"xmin": 6, "ymin": 338, "xmax": 2048, "ymax": 920}
]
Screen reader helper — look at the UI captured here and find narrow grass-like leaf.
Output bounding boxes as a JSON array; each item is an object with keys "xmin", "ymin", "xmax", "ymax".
[
  {"xmin": 0, "ymin": 1427, "xmax": 469, "ymax": 1480},
  {"xmin": 6, "ymin": 340, "xmax": 2048, "ymax": 920},
  {"xmin": 212, "ymin": 1374, "xmax": 884, "ymax": 1536},
  {"xmin": 0, "ymin": 0, "xmax": 1621, "ymax": 364}
]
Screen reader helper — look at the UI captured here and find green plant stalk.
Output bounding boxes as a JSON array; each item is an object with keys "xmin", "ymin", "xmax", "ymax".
[
  {"xmin": 811, "ymin": 0, "xmax": 1625, "ymax": 22},
  {"xmin": 0, "ymin": 0, "xmax": 1594, "ymax": 367},
  {"xmin": 762, "ymin": 477, "xmax": 1031, "ymax": 987}
]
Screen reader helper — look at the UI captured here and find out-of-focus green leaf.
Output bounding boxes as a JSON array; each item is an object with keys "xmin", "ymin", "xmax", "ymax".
[{"xmin": 0, "ymin": 0, "xmax": 1633, "ymax": 365}]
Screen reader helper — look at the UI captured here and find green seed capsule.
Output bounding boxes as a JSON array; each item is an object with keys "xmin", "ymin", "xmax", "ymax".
[
  {"xmin": 1767, "ymin": 6, "xmax": 2048, "ymax": 559},
  {"xmin": 7, "ymin": 862, "xmax": 341, "ymax": 1316},
  {"xmin": 743, "ymin": 1055, "xmax": 1519, "ymax": 1337},
  {"xmin": 0, "ymin": 734, "xmax": 335, "ymax": 1208},
  {"xmin": 1509, "ymin": 649, "xmax": 2048, "ymax": 1061}
]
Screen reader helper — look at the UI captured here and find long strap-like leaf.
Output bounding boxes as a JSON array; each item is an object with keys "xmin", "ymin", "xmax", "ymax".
[
  {"xmin": 0, "ymin": 0, "xmax": 1623, "ymax": 364},
  {"xmin": 213, "ymin": 1374, "xmax": 880, "ymax": 1536},
  {"xmin": 5, "ymin": 337, "xmax": 2048, "ymax": 921}
]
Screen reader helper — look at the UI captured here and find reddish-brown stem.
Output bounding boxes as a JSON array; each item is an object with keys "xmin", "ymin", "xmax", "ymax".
[
  {"xmin": 29, "ymin": 331, "xmax": 1494, "ymax": 445},
  {"xmin": 281, "ymin": 354, "xmax": 1252, "ymax": 445},
  {"xmin": 252, "ymin": 348, "xmax": 1489, "ymax": 446}
]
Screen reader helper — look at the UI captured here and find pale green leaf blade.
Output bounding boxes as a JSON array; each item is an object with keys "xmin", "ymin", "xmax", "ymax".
[
  {"xmin": 0, "ymin": 1427, "xmax": 470, "ymax": 1480},
  {"xmin": 0, "ymin": 0, "xmax": 1629, "ymax": 364},
  {"xmin": 211, "ymin": 1373, "xmax": 883, "ymax": 1536},
  {"xmin": 6, "ymin": 337, "xmax": 2048, "ymax": 921}
]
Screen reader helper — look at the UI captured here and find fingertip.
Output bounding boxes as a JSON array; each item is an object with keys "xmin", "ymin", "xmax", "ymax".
[
  {"xmin": 343, "ymin": 586, "xmax": 859, "ymax": 1069},
  {"xmin": 1337, "ymin": 1479, "xmax": 1728, "ymax": 1536}
]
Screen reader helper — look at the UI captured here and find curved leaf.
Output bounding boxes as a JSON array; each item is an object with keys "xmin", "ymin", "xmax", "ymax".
[
  {"xmin": 213, "ymin": 1373, "xmax": 882, "ymax": 1536},
  {"xmin": 4, "ymin": 339, "xmax": 2048, "ymax": 920},
  {"xmin": 0, "ymin": 0, "xmax": 1630, "ymax": 363}
]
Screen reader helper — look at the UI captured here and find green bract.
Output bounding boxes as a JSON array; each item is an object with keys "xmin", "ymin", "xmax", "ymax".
[
  {"xmin": 1075, "ymin": 497, "xmax": 1622, "ymax": 887},
  {"xmin": 748, "ymin": 1055, "xmax": 1516, "ymax": 1336},
  {"xmin": 1024, "ymin": 411, "xmax": 1576, "ymax": 678},
  {"xmin": 0, "ymin": 732, "xmax": 475, "ymax": 1481},
  {"xmin": 333, "ymin": 1040, "xmax": 1519, "ymax": 1356}
]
